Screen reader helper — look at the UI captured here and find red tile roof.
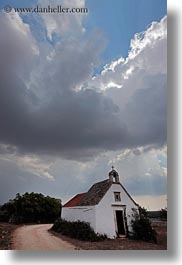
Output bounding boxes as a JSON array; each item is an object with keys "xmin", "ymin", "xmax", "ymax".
[{"xmin": 63, "ymin": 193, "xmax": 87, "ymax": 207}]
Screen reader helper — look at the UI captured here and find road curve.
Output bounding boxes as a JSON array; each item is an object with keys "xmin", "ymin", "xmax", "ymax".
[{"xmin": 12, "ymin": 224, "xmax": 76, "ymax": 250}]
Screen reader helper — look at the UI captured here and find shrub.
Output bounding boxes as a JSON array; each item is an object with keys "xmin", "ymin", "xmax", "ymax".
[
  {"xmin": 130, "ymin": 207, "xmax": 157, "ymax": 243},
  {"xmin": 51, "ymin": 218, "xmax": 108, "ymax": 242},
  {"xmin": 160, "ymin": 208, "xmax": 167, "ymax": 220}
]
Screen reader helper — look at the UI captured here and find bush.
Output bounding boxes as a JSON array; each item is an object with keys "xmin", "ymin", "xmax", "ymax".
[
  {"xmin": 51, "ymin": 218, "xmax": 108, "ymax": 242},
  {"xmin": 130, "ymin": 207, "xmax": 157, "ymax": 243}
]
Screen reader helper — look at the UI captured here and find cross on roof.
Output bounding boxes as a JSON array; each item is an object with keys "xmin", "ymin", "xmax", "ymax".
[{"xmin": 111, "ymin": 165, "xmax": 114, "ymax": 170}]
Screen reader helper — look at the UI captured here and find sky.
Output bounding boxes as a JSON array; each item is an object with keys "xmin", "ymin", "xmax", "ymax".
[{"xmin": 0, "ymin": 0, "xmax": 167, "ymax": 210}]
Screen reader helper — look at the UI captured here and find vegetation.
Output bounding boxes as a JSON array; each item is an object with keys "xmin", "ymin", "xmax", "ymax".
[
  {"xmin": 0, "ymin": 223, "xmax": 15, "ymax": 250},
  {"xmin": 160, "ymin": 208, "xmax": 167, "ymax": 220},
  {"xmin": 0, "ymin": 192, "xmax": 61, "ymax": 224},
  {"xmin": 51, "ymin": 218, "xmax": 108, "ymax": 242},
  {"xmin": 130, "ymin": 207, "xmax": 157, "ymax": 243},
  {"xmin": 147, "ymin": 210, "xmax": 161, "ymax": 219}
]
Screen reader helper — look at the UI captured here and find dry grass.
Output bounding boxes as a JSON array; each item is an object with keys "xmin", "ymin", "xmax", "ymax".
[
  {"xmin": 152, "ymin": 221, "xmax": 167, "ymax": 249},
  {"xmin": 0, "ymin": 223, "xmax": 17, "ymax": 250},
  {"xmin": 51, "ymin": 221, "xmax": 167, "ymax": 250}
]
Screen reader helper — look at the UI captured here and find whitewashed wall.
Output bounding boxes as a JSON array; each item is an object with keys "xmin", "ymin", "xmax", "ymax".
[
  {"xmin": 62, "ymin": 205, "xmax": 96, "ymax": 231},
  {"xmin": 95, "ymin": 183, "xmax": 138, "ymax": 238}
]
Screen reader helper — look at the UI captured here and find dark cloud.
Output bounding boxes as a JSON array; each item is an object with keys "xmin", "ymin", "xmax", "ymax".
[
  {"xmin": 0, "ymin": 13, "xmax": 166, "ymax": 161},
  {"xmin": 0, "ymin": 14, "xmax": 127, "ymax": 160},
  {"xmin": 123, "ymin": 74, "xmax": 167, "ymax": 149},
  {"xmin": 0, "ymin": 71, "xmax": 128, "ymax": 159},
  {"xmin": 0, "ymin": 62, "xmax": 166, "ymax": 161}
]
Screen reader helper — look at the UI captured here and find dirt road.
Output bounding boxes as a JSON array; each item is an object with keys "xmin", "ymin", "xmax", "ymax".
[{"xmin": 12, "ymin": 224, "xmax": 77, "ymax": 250}]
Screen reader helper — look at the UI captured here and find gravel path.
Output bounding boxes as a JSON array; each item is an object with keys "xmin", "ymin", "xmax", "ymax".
[{"xmin": 12, "ymin": 224, "xmax": 76, "ymax": 250}]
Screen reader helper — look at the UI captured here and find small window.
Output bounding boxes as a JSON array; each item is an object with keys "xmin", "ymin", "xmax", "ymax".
[{"xmin": 114, "ymin": 192, "xmax": 121, "ymax": 202}]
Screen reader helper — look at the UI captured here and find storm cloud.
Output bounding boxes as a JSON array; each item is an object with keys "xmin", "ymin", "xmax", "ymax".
[{"xmin": 0, "ymin": 12, "xmax": 167, "ymax": 162}]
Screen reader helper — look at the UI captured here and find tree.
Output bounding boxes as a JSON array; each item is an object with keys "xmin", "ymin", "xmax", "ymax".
[{"xmin": 1, "ymin": 193, "xmax": 62, "ymax": 224}]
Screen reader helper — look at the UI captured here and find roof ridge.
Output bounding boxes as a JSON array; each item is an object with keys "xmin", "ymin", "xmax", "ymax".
[{"xmin": 90, "ymin": 178, "xmax": 109, "ymax": 186}]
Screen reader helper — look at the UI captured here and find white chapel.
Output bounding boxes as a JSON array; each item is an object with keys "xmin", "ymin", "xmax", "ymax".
[{"xmin": 62, "ymin": 167, "xmax": 139, "ymax": 238}]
